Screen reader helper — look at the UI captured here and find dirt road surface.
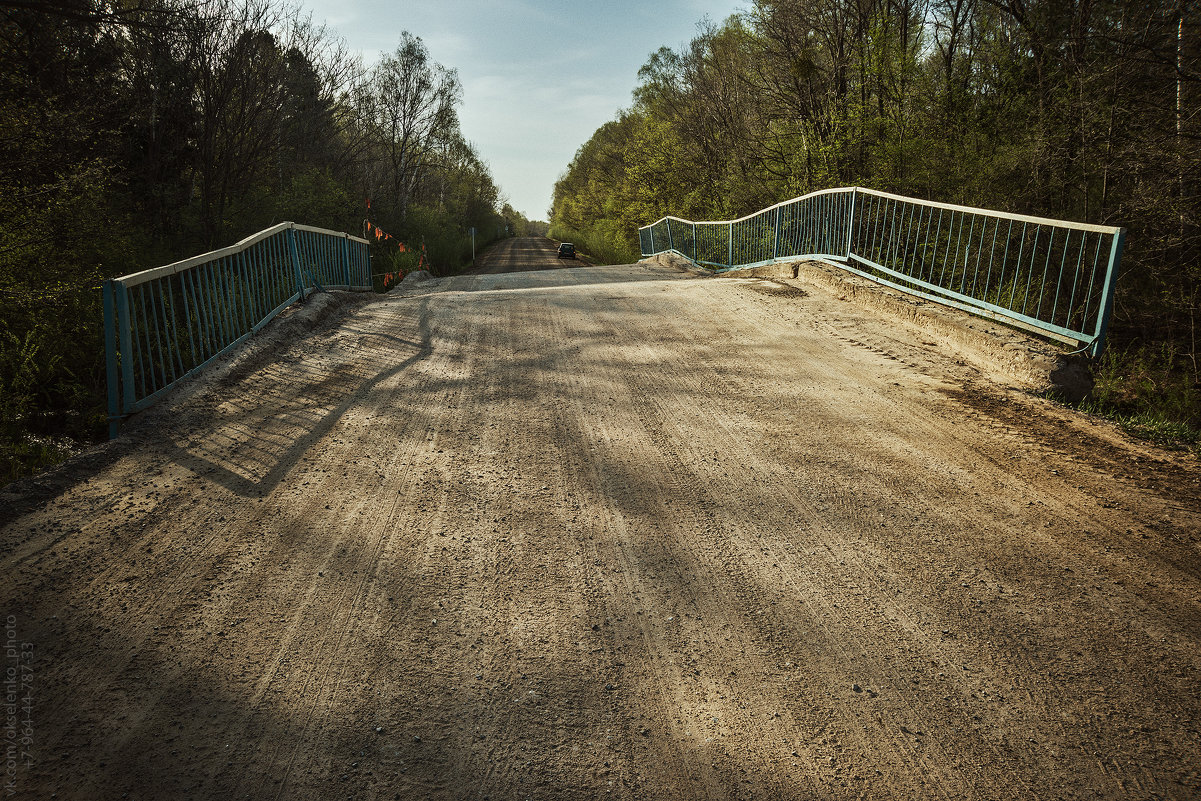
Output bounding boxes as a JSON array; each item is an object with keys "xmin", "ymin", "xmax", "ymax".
[
  {"xmin": 471, "ymin": 236, "xmax": 588, "ymax": 273},
  {"xmin": 3, "ymin": 255, "xmax": 1200, "ymax": 800}
]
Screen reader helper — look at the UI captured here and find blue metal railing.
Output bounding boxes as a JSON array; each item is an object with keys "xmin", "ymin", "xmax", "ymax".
[
  {"xmin": 639, "ymin": 187, "xmax": 1125, "ymax": 357},
  {"xmin": 103, "ymin": 222, "xmax": 372, "ymax": 436}
]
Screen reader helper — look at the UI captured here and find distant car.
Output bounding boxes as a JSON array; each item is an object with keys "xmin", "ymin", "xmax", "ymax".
[{"xmin": 556, "ymin": 242, "xmax": 576, "ymax": 259}]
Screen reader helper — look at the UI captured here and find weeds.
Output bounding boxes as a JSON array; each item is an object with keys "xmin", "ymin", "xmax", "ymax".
[
  {"xmin": 1076, "ymin": 342, "xmax": 1201, "ymax": 452},
  {"xmin": 548, "ymin": 225, "xmax": 640, "ymax": 266}
]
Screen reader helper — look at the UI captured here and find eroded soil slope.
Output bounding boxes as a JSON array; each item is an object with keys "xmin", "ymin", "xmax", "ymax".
[{"xmin": 3, "ymin": 262, "xmax": 1200, "ymax": 800}]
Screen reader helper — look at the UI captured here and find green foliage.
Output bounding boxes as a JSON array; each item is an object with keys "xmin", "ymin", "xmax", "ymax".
[
  {"xmin": 1081, "ymin": 344, "xmax": 1200, "ymax": 451},
  {"xmin": 0, "ymin": 1, "xmax": 510, "ymax": 483},
  {"xmin": 553, "ymin": 0, "xmax": 1201, "ymax": 437},
  {"xmin": 546, "ymin": 224, "xmax": 639, "ymax": 267}
]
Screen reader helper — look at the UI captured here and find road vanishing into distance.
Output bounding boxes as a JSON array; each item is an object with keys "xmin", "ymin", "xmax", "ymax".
[
  {"xmin": 3, "ymin": 237, "xmax": 1200, "ymax": 800},
  {"xmin": 469, "ymin": 234, "xmax": 587, "ymax": 273}
]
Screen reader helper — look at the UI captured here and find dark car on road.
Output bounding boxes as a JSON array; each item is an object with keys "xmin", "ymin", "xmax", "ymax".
[{"xmin": 556, "ymin": 243, "xmax": 576, "ymax": 259}]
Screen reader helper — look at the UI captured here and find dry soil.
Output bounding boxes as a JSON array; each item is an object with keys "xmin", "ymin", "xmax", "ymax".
[{"xmin": 2, "ymin": 237, "xmax": 1200, "ymax": 800}]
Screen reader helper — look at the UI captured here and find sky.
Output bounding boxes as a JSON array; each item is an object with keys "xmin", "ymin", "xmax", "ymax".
[{"xmin": 297, "ymin": 0, "xmax": 747, "ymax": 220}]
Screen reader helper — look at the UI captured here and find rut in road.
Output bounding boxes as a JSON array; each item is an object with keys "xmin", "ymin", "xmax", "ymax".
[{"xmin": 3, "ymin": 258, "xmax": 1200, "ymax": 800}]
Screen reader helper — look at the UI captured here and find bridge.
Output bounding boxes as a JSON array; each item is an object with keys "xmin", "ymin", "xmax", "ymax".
[{"xmin": 2, "ymin": 226, "xmax": 1200, "ymax": 798}]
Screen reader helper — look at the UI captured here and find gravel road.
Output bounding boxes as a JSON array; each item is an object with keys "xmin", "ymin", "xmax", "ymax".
[
  {"xmin": 3, "ymin": 241, "xmax": 1200, "ymax": 800},
  {"xmin": 470, "ymin": 235, "xmax": 588, "ymax": 273}
]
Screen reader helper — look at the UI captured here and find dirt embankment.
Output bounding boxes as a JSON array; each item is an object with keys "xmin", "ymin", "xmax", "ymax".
[{"xmin": 2, "ymin": 259, "xmax": 1199, "ymax": 800}]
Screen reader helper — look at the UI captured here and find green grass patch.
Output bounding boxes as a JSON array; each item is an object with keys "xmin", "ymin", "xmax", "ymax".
[
  {"xmin": 2, "ymin": 432, "xmax": 82, "ymax": 486},
  {"xmin": 1075, "ymin": 343, "xmax": 1201, "ymax": 452}
]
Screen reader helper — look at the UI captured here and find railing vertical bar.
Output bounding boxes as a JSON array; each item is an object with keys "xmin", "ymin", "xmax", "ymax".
[
  {"xmin": 258, "ymin": 240, "xmax": 271, "ymax": 311},
  {"xmin": 891, "ymin": 198, "xmax": 904, "ymax": 272},
  {"xmin": 1035, "ymin": 227, "xmax": 1057, "ymax": 319},
  {"xmin": 902, "ymin": 201, "xmax": 919, "ymax": 278},
  {"xmin": 882, "ymin": 198, "xmax": 895, "ymax": 270},
  {"xmin": 161, "ymin": 277, "xmax": 183, "ymax": 383},
  {"xmin": 938, "ymin": 210, "xmax": 956, "ymax": 286},
  {"xmin": 179, "ymin": 270, "xmax": 198, "ymax": 369},
  {"xmin": 191, "ymin": 264, "xmax": 208, "ymax": 360},
  {"xmin": 1080, "ymin": 233, "xmax": 1105, "ymax": 325},
  {"xmin": 263, "ymin": 238, "xmax": 276, "ymax": 306},
  {"xmin": 883, "ymin": 198, "xmax": 896, "ymax": 270},
  {"xmin": 1050, "ymin": 228, "xmax": 1071, "ymax": 325},
  {"xmin": 959, "ymin": 215, "xmax": 976, "ymax": 294},
  {"xmin": 126, "ymin": 285, "xmax": 142, "ymax": 402},
  {"xmin": 209, "ymin": 258, "xmax": 224, "ymax": 348},
  {"xmin": 147, "ymin": 280, "xmax": 170, "ymax": 390},
  {"xmin": 213, "ymin": 258, "xmax": 229, "ymax": 347},
  {"xmin": 950, "ymin": 209, "xmax": 966, "ymax": 288},
  {"xmin": 274, "ymin": 232, "xmax": 288, "ymax": 302},
  {"xmin": 184, "ymin": 268, "xmax": 207, "ymax": 363},
  {"xmin": 970, "ymin": 214, "xmax": 987, "ymax": 297},
  {"xmin": 1020, "ymin": 226, "xmax": 1041, "ymax": 315},
  {"xmin": 728, "ymin": 221, "xmax": 733, "ymax": 269},
  {"xmin": 928, "ymin": 208, "xmax": 943, "ymax": 283},
  {"xmin": 1066, "ymin": 231, "xmax": 1088, "ymax": 329},
  {"xmin": 129, "ymin": 284, "xmax": 147, "ymax": 399},
  {"xmin": 117, "ymin": 282, "xmax": 135, "ymax": 421},
  {"xmin": 846, "ymin": 189, "xmax": 857, "ymax": 258},
  {"xmin": 174, "ymin": 273, "xmax": 193, "ymax": 376},
  {"xmin": 238, "ymin": 250, "xmax": 253, "ymax": 331},
  {"xmin": 260, "ymin": 240, "xmax": 273, "ymax": 310},
  {"xmin": 220, "ymin": 257, "xmax": 238, "ymax": 345},
  {"xmin": 870, "ymin": 196, "xmax": 879, "ymax": 264},
  {"xmin": 1008, "ymin": 222, "xmax": 1027, "ymax": 308},
  {"xmin": 204, "ymin": 262, "xmax": 224, "ymax": 355},
  {"xmin": 246, "ymin": 244, "xmax": 262, "ymax": 321},
  {"xmin": 132, "ymin": 285, "xmax": 153, "ymax": 398},
  {"xmin": 995, "ymin": 219, "xmax": 1012, "ymax": 307},
  {"xmin": 221, "ymin": 255, "xmax": 237, "ymax": 337}
]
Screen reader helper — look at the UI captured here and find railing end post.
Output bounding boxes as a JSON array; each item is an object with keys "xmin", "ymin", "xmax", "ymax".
[{"xmin": 1089, "ymin": 227, "xmax": 1126, "ymax": 359}]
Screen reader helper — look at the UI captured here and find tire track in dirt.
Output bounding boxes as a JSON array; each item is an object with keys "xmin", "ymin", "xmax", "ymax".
[
  {"xmin": 562, "ymin": 291, "xmax": 976, "ymax": 799},
  {"xmin": 3, "ymin": 262, "xmax": 1200, "ymax": 800}
]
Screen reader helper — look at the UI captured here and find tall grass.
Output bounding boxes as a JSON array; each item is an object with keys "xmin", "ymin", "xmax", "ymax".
[
  {"xmin": 1077, "ymin": 343, "xmax": 1200, "ymax": 451},
  {"xmin": 548, "ymin": 224, "xmax": 640, "ymax": 266}
]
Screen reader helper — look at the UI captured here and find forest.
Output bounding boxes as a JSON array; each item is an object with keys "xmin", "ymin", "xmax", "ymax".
[
  {"xmin": 550, "ymin": 0, "xmax": 1200, "ymax": 446},
  {"xmin": 0, "ymin": 0, "xmax": 540, "ymax": 481}
]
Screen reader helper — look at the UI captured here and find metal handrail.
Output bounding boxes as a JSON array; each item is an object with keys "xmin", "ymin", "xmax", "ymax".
[
  {"xmin": 103, "ymin": 221, "xmax": 372, "ymax": 436},
  {"xmin": 638, "ymin": 187, "xmax": 1125, "ymax": 357}
]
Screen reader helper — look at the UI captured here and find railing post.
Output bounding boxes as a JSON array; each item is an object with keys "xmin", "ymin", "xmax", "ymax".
[
  {"xmin": 667, "ymin": 219, "xmax": 674, "ymax": 252},
  {"xmin": 773, "ymin": 207, "xmax": 781, "ymax": 260},
  {"xmin": 728, "ymin": 221, "xmax": 734, "ymax": 268},
  {"xmin": 692, "ymin": 222, "xmax": 697, "ymax": 261},
  {"xmin": 115, "ymin": 281, "xmax": 135, "ymax": 428},
  {"xmin": 342, "ymin": 234, "xmax": 352, "ymax": 288},
  {"xmin": 1089, "ymin": 228, "xmax": 1126, "ymax": 358},
  {"xmin": 846, "ymin": 187, "xmax": 858, "ymax": 260},
  {"xmin": 286, "ymin": 224, "xmax": 306, "ymax": 300}
]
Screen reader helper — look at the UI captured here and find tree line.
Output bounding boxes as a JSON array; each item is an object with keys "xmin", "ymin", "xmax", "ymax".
[
  {"xmin": 0, "ymin": 0, "xmax": 540, "ymax": 481},
  {"xmin": 551, "ymin": 0, "xmax": 1200, "ymax": 441}
]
